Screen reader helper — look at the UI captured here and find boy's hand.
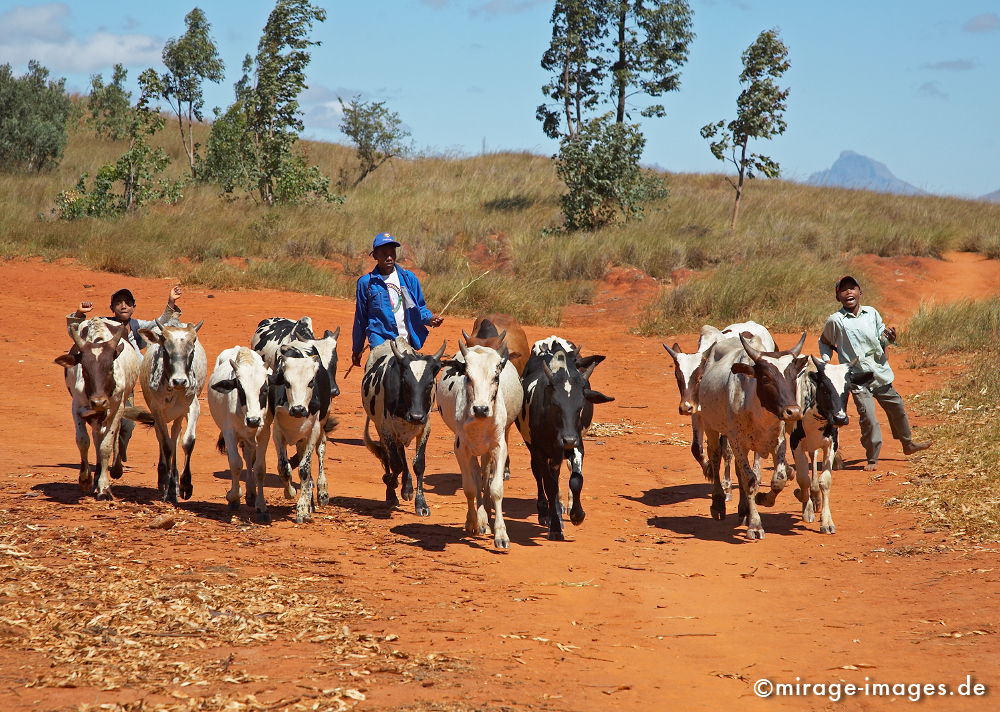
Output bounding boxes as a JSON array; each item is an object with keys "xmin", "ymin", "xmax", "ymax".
[
  {"xmin": 77, "ymin": 301, "xmax": 94, "ymax": 316},
  {"xmin": 168, "ymin": 285, "xmax": 182, "ymax": 306},
  {"xmin": 352, "ymin": 352, "xmax": 363, "ymax": 367},
  {"xmin": 883, "ymin": 326, "xmax": 897, "ymax": 342},
  {"xmin": 429, "ymin": 315, "xmax": 444, "ymax": 327}
]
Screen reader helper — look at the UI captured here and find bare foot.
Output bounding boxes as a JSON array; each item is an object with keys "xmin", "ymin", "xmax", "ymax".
[
  {"xmin": 902, "ymin": 440, "xmax": 932, "ymax": 455},
  {"xmin": 863, "ymin": 462, "xmax": 878, "ymax": 472}
]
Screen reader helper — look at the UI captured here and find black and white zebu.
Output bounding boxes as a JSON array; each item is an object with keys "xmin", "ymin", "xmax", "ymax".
[{"xmin": 516, "ymin": 337, "xmax": 613, "ymax": 541}]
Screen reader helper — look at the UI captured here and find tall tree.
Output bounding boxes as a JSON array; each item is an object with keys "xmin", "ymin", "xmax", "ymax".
[
  {"xmin": 536, "ymin": 0, "xmax": 607, "ymax": 139},
  {"xmin": 0, "ymin": 61, "xmax": 72, "ymax": 171},
  {"xmin": 240, "ymin": 0, "xmax": 328, "ymax": 205},
  {"xmin": 609, "ymin": 0, "xmax": 694, "ymax": 123},
  {"xmin": 87, "ymin": 64, "xmax": 132, "ymax": 141},
  {"xmin": 701, "ymin": 28, "xmax": 790, "ymax": 230},
  {"xmin": 159, "ymin": 7, "xmax": 225, "ymax": 177},
  {"xmin": 338, "ymin": 96, "xmax": 411, "ymax": 187}
]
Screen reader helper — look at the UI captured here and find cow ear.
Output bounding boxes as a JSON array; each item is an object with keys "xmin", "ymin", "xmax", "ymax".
[
  {"xmin": 55, "ymin": 353, "xmax": 79, "ymax": 367},
  {"xmin": 442, "ymin": 359, "xmax": 466, "ymax": 374},
  {"xmin": 576, "ymin": 353, "xmax": 606, "ymax": 379},
  {"xmin": 731, "ymin": 362, "xmax": 755, "ymax": 377},
  {"xmin": 326, "ymin": 327, "xmax": 340, "ymax": 340},
  {"xmin": 211, "ymin": 378, "xmax": 237, "ymax": 393},
  {"xmin": 584, "ymin": 388, "xmax": 615, "ymax": 404},
  {"xmin": 851, "ymin": 371, "xmax": 875, "ymax": 386},
  {"xmin": 279, "ymin": 344, "xmax": 295, "ymax": 356},
  {"xmin": 793, "ymin": 355, "xmax": 809, "ymax": 371},
  {"xmin": 115, "ymin": 341, "xmax": 126, "ymax": 357},
  {"xmin": 139, "ymin": 327, "xmax": 163, "ymax": 345}
]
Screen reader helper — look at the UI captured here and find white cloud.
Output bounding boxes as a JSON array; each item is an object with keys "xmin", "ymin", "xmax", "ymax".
[
  {"xmin": 470, "ymin": 0, "xmax": 545, "ymax": 17},
  {"xmin": 0, "ymin": 3, "xmax": 160, "ymax": 72},
  {"xmin": 922, "ymin": 59, "xmax": 976, "ymax": 71},
  {"xmin": 963, "ymin": 12, "xmax": 1000, "ymax": 33},
  {"xmin": 0, "ymin": 3, "xmax": 70, "ymax": 42}
]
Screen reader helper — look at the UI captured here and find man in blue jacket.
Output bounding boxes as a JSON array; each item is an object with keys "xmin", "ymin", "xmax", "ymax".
[{"xmin": 351, "ymin": 233, "xmax": 444, "ymax": 367}]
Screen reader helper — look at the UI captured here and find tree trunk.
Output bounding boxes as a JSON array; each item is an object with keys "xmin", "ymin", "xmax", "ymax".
[
  {"xmin": 615, "ymin": 6, "xmax": 627, "ymax": 124},
  {"xmin": 562, "ymin": 47, "xmax": 574, "ymax": 137},
  {"xmin": 730, "ymin": 139, "xmax": 749, "ymax": 230}
]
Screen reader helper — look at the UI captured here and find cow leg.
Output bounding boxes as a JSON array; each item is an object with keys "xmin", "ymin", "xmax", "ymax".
[
  {"xmin": 756, "ymin": 431, "xmax": 790, "ymax": 507},
  {"xmin": 567, "ymin": 444, "xmax": 586, "ymax": 526},
  {"xmin": 314, "ymin": 430, "xmax": 328, "ymax": 507},
  {"xmin": 411, "ymin": 423, "xmax": 431, "ymax": 517},
  {"xmin": 818, "ymin": 444, "xmax": 836, "ymax": 534},
  {"xmin": 529, "ymin": 449, "xmax": 550, "ymax": 526},
  {"xmin": 164, "ymin": 418, "xmax": 185, "ymax": 504},
  {"xmin": 383, "ymin": 438, "xmax": 403, "ymax": 509},
  {"xmin": 240, "ymin": 441, "xmax": 256, "ymax": 507},
  {"xmin": 543, "ymin": 456, "xmax": 564, "ymax": 540},
  {"xmin": 720, "ymin": 434, "xmax": 733, "ymax": 502},
  {"xmin": 93, "ymin": 418, "xmax": 116, "ymax": 501},
  {"xmin": 503, "ymin": 454, "xmax": 511, "ymax": 481},
  {"xmin": 223, "ymin": 436, "xmax": 244, "ymax": 513},
  {"xmin": 734, "ymin": 445, "xmax": 764, "ymax": 539},
  {"xmin": 489, "ymin": 443, "xmax": 510, "ymax": 549},
  {"xmin": 273, "ymin": 429, "xmax": 296, "ymax": 500},
  {"xmin": 73, "ymin": 409, "xmax": 93, "ymax": 493},
  {"xmin": 705, "ymin": 430, "xmax": 726, "ymax": 520},
  {"xmin": 691, "ymin": 413, "xmax": 707, "ymax": 473},
  {"xmin": 791, "ymin": 443, "xmax": 814, "ymax": 523},
  {"xmin": 295, "ymin": 444, "xmax": 315, "ymax": 524},
  {"xmin": 457, "ymin": 444, "xmax": 485, "ymax": 537},
  {"xmin": 177, "ymin": 401, "xmax": 199, "ymax": 501},
  {"xmin": 252, "ymin": 426, "xmax": 271, "ymax": 523}
]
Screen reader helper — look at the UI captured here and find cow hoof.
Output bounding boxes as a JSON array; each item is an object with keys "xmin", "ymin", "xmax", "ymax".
[
  {"xmin": 547, "ymin": 530, "xmax": 565, "ymax": 541},
  {"xmin": 318, "ymin": 493, "xmax": 329, "ymax": 507},
  {"xmin": 537, "ymin": 514, "xmax": 550, "ymax": 527},
  {"xmin": 227, "ymin": 499, "xmax": 239, "ymax": 512},
  {"xmin": 503, "ymin": 470, "xmax": 510, "ymax": 481},
  {"xmin": 179, "ymin": 482, "xmax": 193, "ymax": 500},
  {"xmin": 94, "ymin": 489, "xmax": 113, "ymax": 501},
  {"xmin": 415, "ymin": 503, "xmax": 430, "ymax": 517},
  {"xmin": 570, "ymin": 509, "xmax": 586, "ymax": 526},
  {"xmin": 710, "ymin": 507, "xmax": 726, "ymax": 520},
  {"xmin": 477, "ymin": 524, "xmax": 491, "ymax": 536},
  {"xmin": 745, "ymin": 527, "xmax": 765, "ymax": 540},
  {"xmin": 494, "ymin": 535, "xmax": 509, "ymax": 549},
  {"xmin": 110, "ymin": 462, "xmax": 124, "ymax": 480},
  {"xmin": 253, "ymin": 511, "xmax": 272, "ymax": 525},
  {"xmin": 79, "ymin": 471, "xmax": 93, "ymax": 492},
  {"xmin": 755, "ymin": 491, "xmax": 777, "ymax": 507},
  {"xmin": 820, "ymin": 523, "xmax": 836, "ymax": 535},
  {"xmin": 386, "ymin": 494, "xmax": 400, "ymax": 509},
  {"xmin": 245, "ymin": 492, "xmax": 256, "ymax": 507}
]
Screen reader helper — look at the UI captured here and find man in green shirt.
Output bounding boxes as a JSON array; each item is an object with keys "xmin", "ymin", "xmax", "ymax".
[{"xmin": 819, "ymin": 275, "xmax": 931, "ymax": 471}]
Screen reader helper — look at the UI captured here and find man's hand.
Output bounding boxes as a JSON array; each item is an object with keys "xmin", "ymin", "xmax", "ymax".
[
  {"xmin": 352, "ymin": 352, "xmax": 363, "ymax": 368},
  {"xmin": 429, "ymin": 315, "xmax": 444, "ymax": 327},
  {"xmin": 77, "ymin": 301, "xmax": 94, "ymax": 317},
  {"xmin": 168, "ymin": 284, "xmax": 182, "ymax": 306},
  {"xmin": 883, "ymin": 326, "xmax": 897, "ymax": 343}
]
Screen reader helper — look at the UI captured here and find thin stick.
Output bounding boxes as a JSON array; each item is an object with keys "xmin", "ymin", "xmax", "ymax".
[{"xmin": 438, "ymin": 268, "xmax": 493, "ymax": 316}]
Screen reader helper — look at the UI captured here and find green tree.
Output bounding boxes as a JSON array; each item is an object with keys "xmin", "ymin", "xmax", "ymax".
[
  {"xmin": 701, "ymin": 28, "xmax": 790, "ymax": 230},
  {"xmin": 56, "ymin": 70, "xmax": 180, "ymax": 219},
  {"xmin": 555, "ymin": 112, "xmax": 666, "ymax": 230},
  {"xmin": 87, "ymin": 64, "xmax": 132, "ymax": 141},
  {"xmin": 536, "ymin": 0, "xmax": 607, "ymax": 139},
  {"xmin": 608, "ymin": 0, "xmax": 694, "ymax": 123},
  {"xmin": 0, "ymin": 61, "xmax": 73, "ymax": 171},
  {"xmin": 338, "ymin": 96, "xmax": 411, "ymax": 187},
  {"xmin": 239, "ymin": 0, "xmax": 330, "ymax": 205},
  {"xmin": 159, "ymin": 7, "xmax": 225, "ymax": 177}
]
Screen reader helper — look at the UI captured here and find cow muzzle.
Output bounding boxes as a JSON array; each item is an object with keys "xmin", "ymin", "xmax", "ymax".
[
  {"xmin": 245, "ymin": 416, "xmax": 262, "ymax": 428},
  {"xmin": 833, "ymin": 412, "xmax": 849, "ymax": 427},
  {"xmin": 330, "ymin": 385, "xmax": 341, "ymax": 397},
  {"xmin": 288, "ymin": 405, "xmax": 308, "ymax": 418},
  {"xmin": 170, "ymin": 377, "xmax": 189, "ymax": 390},
  {"xmin": 678, "ymin": 401, "xmax": 695, "ymax": 416},
  {"xmin": 561, "ymin": 435, "xmax": 580, "ymax": 450},
  {"xmin": 88, "ymin": 397, "xmax": 109, "ymax": 411},
  {"xmin": 780, "ymin": 405, "xmax": 802, "ymax": 422},
  {"xmin": 405, "ymin": 412, "xmax": 428, "ymax": 424},
  {"xmin": 472, "ymin": 405, "xmax": 491, "ymax": 419}
]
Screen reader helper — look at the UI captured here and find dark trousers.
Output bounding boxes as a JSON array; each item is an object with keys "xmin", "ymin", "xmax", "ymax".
[{"xmin": 850, "ymin": 383, "xmax": 913, "ymax": 464}]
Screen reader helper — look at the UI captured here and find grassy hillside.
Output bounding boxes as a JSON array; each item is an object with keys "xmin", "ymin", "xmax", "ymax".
[{"xmin": 3, "ymin": 117, "xmax": 999, "ymax": 328}]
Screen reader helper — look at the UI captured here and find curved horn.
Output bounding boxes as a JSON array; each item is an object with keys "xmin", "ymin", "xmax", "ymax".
[
  {"xmin": 497, "ymin": 329, "xmax": 507, "ymax": 345},
  {"xmin": 740, "ymin": 333, "xmax": 762, "ymax": 363},
  {"xmin": 68, "ymin": 322, "xmax": 86, "ymax": 351},
  {"xmin": 462, "ymin": 329, "xmax": 472, "ymax": 344},
  {"xmin": 810, "ymin": 355, "xmax": 824, "ymax": 370},
  {"xmin": 389, "ymin": 338, "xmax": 404, "ymax": 362},
  {"xmin": 541, "ymin": 360, "xmax": 555, "ymax": 383},
  {"xmin": 458, "ymin": 340, "xmax": 469, "ymax": 359},
  {"xmin": 662, "ymin": 343, "xmax": 680, "ymax": 361},
  {"xmin": 432, "ymin": 340, "xmax": 447, "ymax": 361},
  {"xmin": 789, "ymin": 331, "xmax": 807, "ymax": 357},
  {"xmin": 154, "ymin": 315, "xmax": 166, "ymax": 329}
]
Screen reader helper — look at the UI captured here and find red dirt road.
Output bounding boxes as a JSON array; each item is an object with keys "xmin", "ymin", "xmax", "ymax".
[{"xmin": 1, "ymin": 254, "xmax": 997, "ymax": 711}]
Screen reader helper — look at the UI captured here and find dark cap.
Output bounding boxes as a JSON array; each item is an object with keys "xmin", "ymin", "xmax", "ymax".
[
  {"xmin": 110, "ymin": 288, "xmax": 136, "ymax": 306},
  {"xmin": 834, "ymin": 275, "xmax": 860, "ymax": 293}
]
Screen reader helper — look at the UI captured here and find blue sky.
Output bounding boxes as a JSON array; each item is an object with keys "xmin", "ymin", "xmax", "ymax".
[{"xmin": 1, "ymin": 1, "xmax": 998, "ymax": 197}]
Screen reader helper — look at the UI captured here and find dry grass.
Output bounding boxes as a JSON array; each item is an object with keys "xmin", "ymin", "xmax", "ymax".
[
  {"xmin": 2, "ymin": 112, "xmax": 999, "ymax": 327},
  {"xmin": 892, "ymin": 299, "xmax": 1000, "ymax": 541}
]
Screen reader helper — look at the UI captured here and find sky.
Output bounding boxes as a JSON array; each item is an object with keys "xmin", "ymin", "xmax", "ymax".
[{"xmin": 1, "ymin": 0, "xmax": 998, "ymax": 198}]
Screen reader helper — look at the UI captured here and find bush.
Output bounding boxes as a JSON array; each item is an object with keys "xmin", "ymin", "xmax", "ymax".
[
  {"xmin": 0, "ymin": 61, "xmax": 73, "ymax": 171},
  {"xmin": 903, "ymin": 298, "xmax": 1000, "ymax": 354},
  {"xmin": 555, "ymin": 114, "xmax": 667, "ymax": 231}
]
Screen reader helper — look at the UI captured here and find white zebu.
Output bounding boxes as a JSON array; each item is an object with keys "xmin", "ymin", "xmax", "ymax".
[
  {"xmin": 55, "ymin": 318, "xmax": 140, "ymax": 500},
  {"xmin": 208, "ymin": 346, "xmax": 272, "ymax": 521},
  {"xmin": 436, "ymin": 343, "xmax": 523, "ymax": 549},
  {"xmin": 138, "ymin": 319, "xmax": 208, "ymax": 504}
]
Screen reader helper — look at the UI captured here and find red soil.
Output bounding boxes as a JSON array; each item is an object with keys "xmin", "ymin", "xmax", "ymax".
[{"xmin": 0, "ymin": 252, "xmax": 997, "ymax": 710}]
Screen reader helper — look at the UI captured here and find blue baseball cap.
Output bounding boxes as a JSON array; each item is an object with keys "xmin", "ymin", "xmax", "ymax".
[{"xmin": 372, "ymin": 232, "xmax": 401, "ymax": 251}]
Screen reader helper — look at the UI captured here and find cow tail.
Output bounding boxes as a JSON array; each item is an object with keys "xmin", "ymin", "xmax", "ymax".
[
  {"xmin": 363, "ymin": 416, "xmax": 388, "ymax": 468},
  {"xmin": 123, "ymin": 405, "xmax": 155, "ymax": 426},
  {"xmin": 216, "ymin": 433, "xmax": 227, "ymax": 455}
]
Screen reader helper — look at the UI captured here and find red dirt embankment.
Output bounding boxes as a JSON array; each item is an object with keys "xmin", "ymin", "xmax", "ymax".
[{"xmin": 0, "ymin": 252, "xmax": 997, "ymax": 711}]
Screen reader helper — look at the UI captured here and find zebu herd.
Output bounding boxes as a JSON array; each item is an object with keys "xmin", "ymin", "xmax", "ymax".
[{"xmin": 55, "ymin": 309, "xmax": 862, "ymax": 546}]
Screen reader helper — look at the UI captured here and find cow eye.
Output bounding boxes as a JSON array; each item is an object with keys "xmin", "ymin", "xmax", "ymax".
[{"xmin": 307, "ymin": 379, "xmax": 315, "ymax": 388}]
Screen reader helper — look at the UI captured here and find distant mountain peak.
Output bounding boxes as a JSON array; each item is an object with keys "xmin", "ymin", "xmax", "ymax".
[
  {"xmin": 980, "ymin": 188, "xmax": 1000, "ymax": 203},
  {"xmin": 808, "ymin": 151, "xmax": 926, "ymax": 196}
]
